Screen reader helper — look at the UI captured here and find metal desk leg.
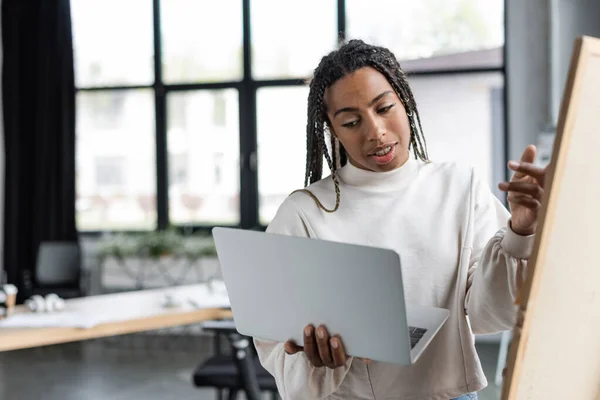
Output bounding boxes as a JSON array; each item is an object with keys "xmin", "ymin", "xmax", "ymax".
[
  {"xmin": 229, "ymin": 333, "xmax": 262, "ymax": 400},
  {"xmin": 495, "ymin": 330, "xmax": 511, "ymax": 386}
]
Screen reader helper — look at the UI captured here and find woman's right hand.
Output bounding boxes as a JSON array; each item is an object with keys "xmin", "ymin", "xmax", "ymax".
[{"xmin": 284, "ymin": 324, "xmax": 369, "ymax": 368}]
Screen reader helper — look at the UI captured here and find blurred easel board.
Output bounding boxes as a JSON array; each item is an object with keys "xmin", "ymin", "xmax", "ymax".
[{"xmin": 502, "ymin": 35, "xmax": 600, "ymax": 399}]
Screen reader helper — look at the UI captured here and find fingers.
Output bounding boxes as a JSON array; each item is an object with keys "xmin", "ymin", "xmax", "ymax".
[
  {"xmin": 500, "ymin": 180, "xmax": 543, "ymax": 209},
  {"xmin": 330, "ymin": 335, "xmax": 347, "ymax": 366},
  {"xmin": 509, "ymin": 144, "xmax": 544, "ymax": 182},
  {"xmin": 498, "ymin": 181, "xmax": 544, "ymax": 201},
  {"xmin": 301, "ymin": 325, "xmax": 347, "ymax": 369},
  {"xmin": 284, "ymin": 340, "xmax": 303, "ymax": 355},
  {"xmin": 509, "ymin": 145, "xmax": 536, "ymax": 180},
  {"xmin": 519, "ymin": 144, "xmax": 536, "ymax": 163},
  {"xmin": 507, "ymin": 193, "xmax": 541, "ymax": 209},
  {"xmin": 303, "ymin": 325, "xmax": 323, "ymax": 367},
  {"xmin": 508, "ymin": 161, "xmax": 546, "ymax": 185},
  {"xmin": 315, "ymin": 325, "xmax": 334, "ymax": 367}
]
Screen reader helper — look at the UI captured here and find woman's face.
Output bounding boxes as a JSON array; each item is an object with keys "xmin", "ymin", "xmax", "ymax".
[{"xmin": 324, "ymin": 67, "xmax": 411, "ymax": 172}]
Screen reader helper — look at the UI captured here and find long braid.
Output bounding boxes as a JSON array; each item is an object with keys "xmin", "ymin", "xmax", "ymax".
[
  {"xmin": 295, "ymin": 39, "xmax": 428, "ymax": 213},
  {"xmin": 304, "ymin": 121, "xmax": 313, "ymax": 187},
  {"xmin": 330, "ymin": 133, "xmax": 338, "ymax": 169},
  {"xmin": 293, "ymin": 78, "xmax": 341, "ymax": 212},
  {"xmin": 397, "ymin": 71, "xmax": 429, "ymax": 160},
  {"xmin": 305, "ymin": 81, "xmax": 327, "ymax": 187}
]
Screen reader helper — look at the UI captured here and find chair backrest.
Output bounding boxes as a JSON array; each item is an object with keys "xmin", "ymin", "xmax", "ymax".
[{"xmin": 35, "ymin": 242, "xmax": 81, "ymax": 286}]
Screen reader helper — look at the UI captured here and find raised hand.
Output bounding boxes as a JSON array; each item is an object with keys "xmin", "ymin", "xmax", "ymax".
[{"xmin": 498, "ymin": 145, "xmax": 547, "ymax": 236}]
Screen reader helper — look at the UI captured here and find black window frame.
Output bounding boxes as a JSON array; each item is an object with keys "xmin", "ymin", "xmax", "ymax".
[{"xmin": 76, "ymin": 0, "xmax": 508, "ymax": 235}]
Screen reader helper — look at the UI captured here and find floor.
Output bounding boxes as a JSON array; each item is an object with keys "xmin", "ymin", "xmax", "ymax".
[{"xmin": 0, "ymin": 332, "xmax": 503, "ymax": 400}]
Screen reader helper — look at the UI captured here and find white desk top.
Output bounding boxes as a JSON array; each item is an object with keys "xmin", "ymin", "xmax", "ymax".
[{"xmin": 0, "ymin": 283, "xmax": 232, "ymax": 352}]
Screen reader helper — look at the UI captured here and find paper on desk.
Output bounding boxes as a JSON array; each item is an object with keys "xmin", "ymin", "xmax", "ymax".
[{"xmin": 185, "ymin": 280, "xmax": 230, "ymax": 309}]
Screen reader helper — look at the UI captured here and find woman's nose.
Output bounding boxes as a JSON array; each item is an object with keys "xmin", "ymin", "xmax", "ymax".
[{"xmin": 365, "ymin": 117, "xmax": 386, "ymax": 141}]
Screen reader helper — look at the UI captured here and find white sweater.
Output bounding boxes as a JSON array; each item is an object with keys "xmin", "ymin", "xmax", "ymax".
[{"xmin": 254, "ymin": 157, "xmax": 535, "ymax": 400}]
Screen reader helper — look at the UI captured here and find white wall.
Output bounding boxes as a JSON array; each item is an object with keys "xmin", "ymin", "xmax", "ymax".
[
  {"xmin": 409, "ymin": 73, "xmax": 503, "ymax": 187},
  {"xmin": 506, "ymin": 0, "xmax": 551, "ymax": 161},
  {"xmin": 554, "ymin": 0, "xmax": 600, "ymax": 122},
  {"xmin": 506, "ymin": 0, "xmax": 600, "ymax": 162}
]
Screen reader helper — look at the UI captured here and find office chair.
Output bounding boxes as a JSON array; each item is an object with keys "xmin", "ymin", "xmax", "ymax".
[
  {"xmin": 193, "ymin": 320, "xmax": 279, "ymax": 400},
  {"xmin": 32, "ymin": 241, "xmax": 86, "ymax": 299}
]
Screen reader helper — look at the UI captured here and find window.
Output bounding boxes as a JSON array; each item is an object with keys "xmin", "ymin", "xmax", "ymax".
[
  {"xmin": 167, "ymin": 89, "xmax": 240, "ymax": 226},
  {"xmin": 346, "ymin": 0, "xmax": 504, "ymax": 70},
  {"xmin": 83, "ymin": 92, "xmax": 126, "ymax": 129},
  {"xmin": 72, "ymin": 0, "xmax": 506, "ymax": 232},
  {"xmin": 95, "ymin": 157, "xmax": 126, "ymax": 187},
  {"xmin": 161, "ymin": 0, "xmax": 243, "ymax": 83},
  {"xmin": 71, "ymin": 0, "xmax": 154, "ymax": 87},
  {"xmin": 75, "ymin": 90, "xmax": 156, "ymax": 231},
  {"xmin": 251, "ymin": 0, "xmax": 337, "ymax": 79},
  {"xmin": 169, "ymin": 154, "xmax": 188, "ymax": 186},
  {"xmin": 257, "ymin": 86, "xmax": 309, "ymax": 224}
]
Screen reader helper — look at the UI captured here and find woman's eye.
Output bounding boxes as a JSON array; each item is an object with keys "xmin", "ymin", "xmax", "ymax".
[
  {"xmin": 342, "ymin": 120, "xmax": 359, "ymax": 128},
  {"xmin": 377, "ymin": 104, "xmax": 395, "ymax": 113}
]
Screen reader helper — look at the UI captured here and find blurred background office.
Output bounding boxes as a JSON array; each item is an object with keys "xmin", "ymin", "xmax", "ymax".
[{"xmin": 0, "ymin": 0, "xmax": 599, "ymax": 399}]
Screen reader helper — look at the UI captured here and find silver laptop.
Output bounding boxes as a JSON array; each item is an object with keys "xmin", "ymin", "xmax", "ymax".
[{"xmin": 211, "ymin": 227, "xmax": 450, "ymax": 365}]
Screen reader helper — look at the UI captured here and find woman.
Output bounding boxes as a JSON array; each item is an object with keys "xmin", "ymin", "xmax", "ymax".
[{"xmin": 254, "ymin": 39, "xmax": 546, "ymax": 400}]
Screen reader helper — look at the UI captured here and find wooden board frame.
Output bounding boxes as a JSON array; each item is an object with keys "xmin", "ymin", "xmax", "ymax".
[{"xmin": 502, "ymin": 35, "xmax": 600, "ymax": 399}]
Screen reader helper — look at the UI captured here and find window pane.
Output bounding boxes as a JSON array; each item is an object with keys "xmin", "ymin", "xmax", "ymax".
[
  {"xmin": 251, "ymin": 0, "xmax": 337, "ymax": 79},
  {"xmin": 71, "ymin": 0, "xmax": 154, "ymax": 87},
  {"xmin": 346, "ymin": 0, "xmax": 504, "ymax": 70},
  {"xmin": 76, "ymin": 90, "xmax": 156, "ymax": 231},
  {"xmin": 257, "ymin": 86, "xmax": 310, "ymax": 224},
  {"xmin": 167, "ymin": 90, "xmax": 240, "ymax": 225},
  {"xmin": 408, "ymin": 72, "xmax": 504, "ymax": 195},
  {"xmin": 161, "ymin": 1, "xmax": 243, "ymax": 83}
]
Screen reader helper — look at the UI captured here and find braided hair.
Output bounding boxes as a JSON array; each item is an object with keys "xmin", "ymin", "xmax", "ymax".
[{"xmin": 293, "ymin": 39, "xmax": 429, "ymax": 212}]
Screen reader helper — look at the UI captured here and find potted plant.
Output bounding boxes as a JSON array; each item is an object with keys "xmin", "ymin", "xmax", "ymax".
[{"xmin": 97, "ymin": 229, "xmax": 219, "ymax": 292}]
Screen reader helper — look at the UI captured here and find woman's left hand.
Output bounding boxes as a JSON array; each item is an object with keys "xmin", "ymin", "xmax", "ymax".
[{"xmin": 498, "ymin": 145, "xmax": 548, "ymax": 236}]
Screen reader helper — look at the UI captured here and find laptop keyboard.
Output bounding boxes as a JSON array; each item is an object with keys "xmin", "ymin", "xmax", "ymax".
[{"xmin": 408, "ymin": 326, "xmax": 428, "ymax": 349}]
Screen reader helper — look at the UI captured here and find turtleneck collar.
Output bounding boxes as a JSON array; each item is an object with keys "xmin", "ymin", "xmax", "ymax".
[{"xmin": 336, "ymin": 156, "xmax": 420, "ymax": 191}]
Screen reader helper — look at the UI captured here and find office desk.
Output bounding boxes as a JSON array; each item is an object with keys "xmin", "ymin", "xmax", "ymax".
[{"xmin": 0, "ymin": 284, "xmax": 232, "ymax": 352}]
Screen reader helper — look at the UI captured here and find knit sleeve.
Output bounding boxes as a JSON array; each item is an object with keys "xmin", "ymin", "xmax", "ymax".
[
  {"xmin": 464, "ymin": 169, "xmax": 536, "ymax": 334},
  {"xmin": 253, "ymin": 197, "xmax": 354, "ymax": 399}
]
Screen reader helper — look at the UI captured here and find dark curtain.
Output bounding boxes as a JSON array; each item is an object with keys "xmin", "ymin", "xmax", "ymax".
[{"xmin": 2, "ymin": 0, "xmax": 77, "ymax": 302}]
